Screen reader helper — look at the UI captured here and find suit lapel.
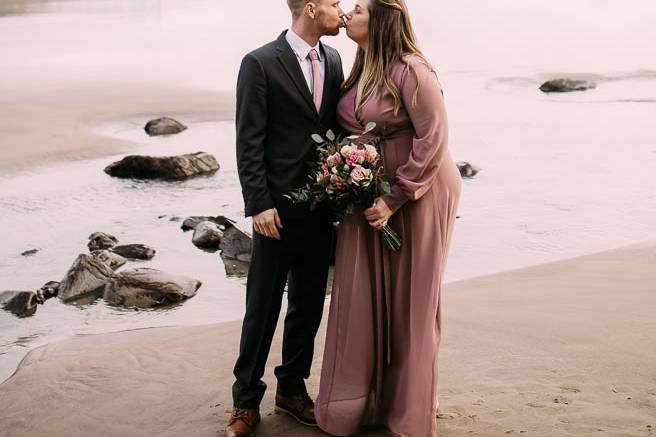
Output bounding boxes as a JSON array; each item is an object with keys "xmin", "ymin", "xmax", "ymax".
[{"xmin": 275, "ymin": 31, "xmax": 318, "ymax": 117}]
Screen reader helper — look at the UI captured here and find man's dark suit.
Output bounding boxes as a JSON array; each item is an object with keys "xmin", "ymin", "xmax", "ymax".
[{"xmin": 232, "ymin": 30, "xmax": 344, "ymax": 409}]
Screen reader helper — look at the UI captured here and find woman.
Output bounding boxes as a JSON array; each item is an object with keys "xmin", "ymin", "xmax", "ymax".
[{"xmin": 315, "ymin": 1, "xmax": 462, "ymax": 436}]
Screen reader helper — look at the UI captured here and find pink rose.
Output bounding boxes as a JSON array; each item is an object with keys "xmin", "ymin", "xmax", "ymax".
[
  {"xmin": 350, "ymin": 165, "xmax": 373, "ymax": 187},
  {"xmin": 340, "ymin": 144, "xmax": 355, "ymax": 158},
  {"xmin": 364, "ymin": 145, "xmax": 379, "ymax": 163},
  {"xmin": 326, "ymin": 152, "xmax": 342, "ymax": 167}
]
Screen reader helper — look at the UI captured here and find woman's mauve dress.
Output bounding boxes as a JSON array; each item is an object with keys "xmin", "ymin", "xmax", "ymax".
[{"xmin": 315, "ymin": 54, "xmax": 462, "ymax": 437}]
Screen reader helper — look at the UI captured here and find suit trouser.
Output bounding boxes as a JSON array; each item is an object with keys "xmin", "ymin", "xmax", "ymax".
[{"xmin": 231, "ymin": 212, "xmax": 332, "ymax": 409}]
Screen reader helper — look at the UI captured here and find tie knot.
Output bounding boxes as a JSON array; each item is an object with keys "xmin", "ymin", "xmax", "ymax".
[{"xmin": 308, "ymin": 49, "xmax": 319, "ymax": 62}]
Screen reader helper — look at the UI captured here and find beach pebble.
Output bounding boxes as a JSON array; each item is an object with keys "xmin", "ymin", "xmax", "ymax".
[
  {"xmin": 539, "ymin": 78, "xmax": 596, "ymax": 93},
  {"xmin": 103, "ymin": 268, "xmax": 201, "ymax": 308},
  {"xmin": 456, "ymin": 161, "xmax": 480, "ymax": 178},
  {"xmin": 144, "ymin": 117, "xmax": 187, "ymax": 136},
  {"xmin": 104, "ymin": 152, "xmax": 219, "ymax": 181},
  {"xmin": 110, "ymin": 244, "xmax": 156, "ymax": 260},
  {"xmin": 220, "ymin": 225, "xmax": 252, "ymax": 262},
  {"xmin": 88, "ymin": 232, "xmax": 119, "ymax": 251},
  {"xmin": 0, "ymin": 291, "xmax": 39, "ymax": 318},
  {"xmin": 181, "ymin": 215, "xmax": 235, "ymax": 231},
  {"xmin": 192, "ymin": 221, "xmax": 224, "ymax": 250},
  {"xmin": 58, "ymin": 254, "xmax": 115, "ymax": 303},
  {"xmin": 91, "ymin": 249, "xmax": 127, "ymax": 270}
]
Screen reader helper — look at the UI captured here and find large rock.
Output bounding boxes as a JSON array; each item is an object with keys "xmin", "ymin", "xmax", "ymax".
[
  {"xmin": 144, "ymin": 117, "xmax": 187, "ymax": 136},
  {"xmin": 539, "ymin": 78, "xmax": 596, "ymax": 93},
  {"xmin": 220, "ymin": 255, "xmax": 250, "ymax": 278},
  {"xmin": 88, "ymin": 232, "xmax": 118, "ymax": 251},
  {"xmin": 103, "ymin": 268, "xmax": 201, "ymax": 308},
  {"xmin": 456, "ymin": 161, "xmax": 480, "ymax": 178},
  {"xmin": 58, "ymin": 254, "xmax": 115, "ymax": 303},
  {"xmin": 21, "ymin": 248, "xmax": 39, "ymax": 257},
  {"xmin": 181, "ymin": 215, "xmax": 235, "ymax": 232},
  {"xmin": 110, "ymin": 244, "xmax": 155, "ymax": 260},
  {"xmin": 192, "ymin": 221, "xmax": 223, "ymax": 250},
  {"xmin": 1, "ymin": 291, "xmax": 38, "ymax": 318},
  {"xmin": 91, "ymin": 250, "xmax": 127, "ymax": 270},
  {"xmin": 219, "ymin": 226, "xmax": 252, "ymax": 262},
  {"xmin": 104, "ymin": 152, "xmax": 219, "ymax": 181}
]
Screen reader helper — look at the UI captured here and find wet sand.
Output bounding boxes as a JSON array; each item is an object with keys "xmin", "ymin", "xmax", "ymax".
[
  {"xmin": 0, "ymin": 82, "xmax": 234, "ymax": 172},
  {"xmin": 1, "ymin": 243, "xmax": 654, "ymax": 436}
]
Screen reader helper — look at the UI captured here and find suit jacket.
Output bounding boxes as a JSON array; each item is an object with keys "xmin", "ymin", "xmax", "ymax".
[{"xmin": 236, "ymin": 30, "xmax": 344, "ymax": 219}]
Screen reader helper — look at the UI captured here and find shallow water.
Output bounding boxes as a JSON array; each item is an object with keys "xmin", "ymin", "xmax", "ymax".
[{"xmin": 1, "ymin": 0, "xmax": 656, "ymax": 382}]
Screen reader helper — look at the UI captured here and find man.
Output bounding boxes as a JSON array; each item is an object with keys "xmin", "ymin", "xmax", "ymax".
[{"xmin": 225, "ymin": 1, "xmax": 345, "ymax": 436}]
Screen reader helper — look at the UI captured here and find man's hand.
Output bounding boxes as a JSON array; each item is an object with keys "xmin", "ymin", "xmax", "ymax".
[{"xmin": 253, "ymin": 208, "xmax": 283, "ymax": 240}]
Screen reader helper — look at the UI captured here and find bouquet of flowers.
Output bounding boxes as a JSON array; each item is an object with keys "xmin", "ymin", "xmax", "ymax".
[{"xmin": 285, "ymin": 122, "xmax": 402, "ymax": 251}]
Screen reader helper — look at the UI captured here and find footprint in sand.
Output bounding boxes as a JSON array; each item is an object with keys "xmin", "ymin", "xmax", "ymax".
[
  {"xmin": 559, "ymin": 386, "xmax": 581, "ymax": 393},
  {"xmin": 526, "ymin": 401, "xmax": 546, "ymax": 408},
  {"xmin": 436, "ymin": 409, "xmax": 465, "ymax": 420},
  {"xmin": 553, "ymin": 396, "xmax": 570, "ymax": 405}
]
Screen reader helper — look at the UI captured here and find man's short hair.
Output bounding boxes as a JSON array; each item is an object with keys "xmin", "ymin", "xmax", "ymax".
[{"xmin": 287, "ymin": 0, "xmax": 311, "ymax": 18}]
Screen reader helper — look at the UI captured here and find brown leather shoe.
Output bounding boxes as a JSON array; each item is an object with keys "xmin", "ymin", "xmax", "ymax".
[
  {"xmin": 274, "ymin": 391, "xmax": 317, "ymax": 427},
  {"xmin": 224, "ymin": 408, "xmax": 260, "ymax": 437}
]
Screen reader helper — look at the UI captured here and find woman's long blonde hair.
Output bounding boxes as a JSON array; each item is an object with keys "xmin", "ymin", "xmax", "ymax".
[{"xmin": 343, "ymin": 0, "xmax": 426, "ymax": 115}]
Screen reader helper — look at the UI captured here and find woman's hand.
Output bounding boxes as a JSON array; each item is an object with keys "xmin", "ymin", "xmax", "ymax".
[{"xmin": 364, "ymin": 198, "xmax": 393, "ymax": 230}]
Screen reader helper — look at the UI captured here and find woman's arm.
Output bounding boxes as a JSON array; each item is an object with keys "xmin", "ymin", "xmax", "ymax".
[{"xmin": 381, "ymin": 56, "xmax": 449, "ymax": 213}]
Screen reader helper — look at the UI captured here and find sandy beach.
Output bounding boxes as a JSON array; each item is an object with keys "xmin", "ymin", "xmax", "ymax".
[
  {"xmin": 1, "ymin": 243, "xmax": 654, "ymax": 437},
  {"xmin": 0, "ymin": 82, "xmax": 234, "ymax": 172}
]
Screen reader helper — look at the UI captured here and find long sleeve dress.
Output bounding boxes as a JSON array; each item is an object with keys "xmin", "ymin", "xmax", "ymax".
[{"xmin": 315, "ymin": 54, "xmax": 462, "ymax": 437}]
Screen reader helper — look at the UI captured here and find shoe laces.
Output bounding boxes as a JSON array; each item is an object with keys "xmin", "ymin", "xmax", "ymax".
[{"xmin": 229, "ymin": 408, "xmax": 253, "ymax": 426}]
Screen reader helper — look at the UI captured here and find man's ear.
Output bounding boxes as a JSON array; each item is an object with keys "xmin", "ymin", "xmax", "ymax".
[{"xmin": 304, "ymin": 1, "xmax": 317, "ymax": 19}]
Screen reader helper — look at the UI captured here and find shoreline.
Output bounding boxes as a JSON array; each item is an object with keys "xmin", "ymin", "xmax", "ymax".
[
  {"xmin": 0, "ymin": 240, "xmax": 649, "ymax": 387},
  {"xmin": 0, "ymin": 81, "xmax": 235, "ymax": 174},
  {"xmin": 1, "ymin": 242, "xmax": 655, "ymax": 436},
  {"xmin": 2, "ymin": 240, "xmax": 652, "ymax": 384}
]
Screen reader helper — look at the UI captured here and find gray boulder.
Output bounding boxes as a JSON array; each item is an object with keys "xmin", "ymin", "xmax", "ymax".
[
  {"xmin": 103, "ymin": 268, "xmax": 201, "ymax": 308},
  {"xmin": 21, "ymin": 248, "xmax": 39, "ymax": 257},
  {"xmin": 192, "ymin": 221, "xmax": 223, "ymax": 250},
  {"xmin": 539, "ymin": 78, "xmax": 596, "ymax": 93},
  {"xmin": 110, "ymin": 244, "xmax": 156, "ymax": 260},
  {"xmin": 36, "ymin": 281, "xmax": 60, "ymax": 302},
  {"xmin": 58, "ymin": 254, "xmax": 115, "ymax": 303},
  {"xmin": 88, "ymin": 232, "xmax": 118, "ymax": 251},
  {"xmin": 220, "ymin": 255, "xmax": 250, "ymax": 278},
  {"xmin": 181, "ymin": 215, "xmax": 235, "ymax": 232},
  {"xmin": 144, "ymin": 117, "xmax": 187, "ymax": 136},
  {"xmin": 1, "ymin": 291, "xmax": 38, "ymax": 318},
  {"xmin": 456, "ymin": 161, "xmax": 480, "ymax": 178},
  {"xmin": 91, "ymin": 250, "xmax": 127, "ymax": 270},
  {"xmin": 220, "ymin": 226, "xmax": 252, "ymax": 262},
  {"xmin": 104, "ymin": 152, "xmax": 219, "ymax": 181}
]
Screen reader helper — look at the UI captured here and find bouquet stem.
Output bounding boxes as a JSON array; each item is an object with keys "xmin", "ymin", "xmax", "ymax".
[{"xmin": 380, "ymin": 225, "xmax": 402, "ymax": 251}]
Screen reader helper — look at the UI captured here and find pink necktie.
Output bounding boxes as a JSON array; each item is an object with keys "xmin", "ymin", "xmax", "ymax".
[{"xmin": 309, "ymin": 49, "xmax": 323, "ymax": 112}]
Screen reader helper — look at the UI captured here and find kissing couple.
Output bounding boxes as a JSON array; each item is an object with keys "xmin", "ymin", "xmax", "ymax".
[{"xmin": 226, "ymin": 0, "xmax": 461, "ymax": 436}]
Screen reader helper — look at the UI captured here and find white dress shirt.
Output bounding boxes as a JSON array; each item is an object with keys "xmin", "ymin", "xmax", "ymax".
[{"xmin": 285, "ymin": 29, "xmax": 325, "ymax": 95}]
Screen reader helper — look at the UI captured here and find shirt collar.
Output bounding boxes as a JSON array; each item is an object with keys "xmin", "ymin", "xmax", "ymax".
[{"xmin": 286, "ymin": 28, "xmax": 322, "ymax": 61}]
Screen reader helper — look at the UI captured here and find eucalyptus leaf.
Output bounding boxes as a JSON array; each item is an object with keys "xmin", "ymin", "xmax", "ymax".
[
  {"xmin": 363, "ymin": 122, "xmax": 376, "ymax": 134},
  {"xmin": 326, "ymin": 130, "xmax": 336, "ymax": 141},
  {"xmin": 312, "ymin": 134, "xmax": 324, "ymax": 144}
]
